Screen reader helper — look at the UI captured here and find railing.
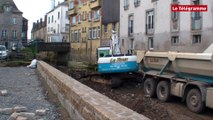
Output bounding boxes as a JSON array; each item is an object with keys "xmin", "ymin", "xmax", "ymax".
[{"xmin": 32, "ymin": 42, "xmax": 70, "ymax": 53}]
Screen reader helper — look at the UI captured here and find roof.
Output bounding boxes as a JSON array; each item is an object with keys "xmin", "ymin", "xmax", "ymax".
[{"xmin": 0, "ymin": 0, "xmax": 22, "ymax": 13}]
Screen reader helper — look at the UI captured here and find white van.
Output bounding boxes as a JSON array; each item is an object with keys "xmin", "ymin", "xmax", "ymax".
[{"xmin": 0, "ymin": 45, "xmax": 8, "ymax": 59}]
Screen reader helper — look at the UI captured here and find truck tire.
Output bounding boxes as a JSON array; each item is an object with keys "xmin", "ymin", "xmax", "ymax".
[
  {"xmin": 111, "ymin": 77, "xmax": 121, "ymax": 89},
  {"xmin": 156, "ymin": 81, "xmax": 171, "ymax": 102},
  {"xmin": 143, "ymin": 78, "xmax": 157, "ymax": 97},
  {"xmin": 186, "ymin": 88, "xmax": 205, "ymax": 113}
]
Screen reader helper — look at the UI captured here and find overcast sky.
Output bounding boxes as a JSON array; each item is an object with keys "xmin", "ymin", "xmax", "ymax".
[{"xmin": 14, "ymin": 0, "xmax": 64, "ymax": 39}]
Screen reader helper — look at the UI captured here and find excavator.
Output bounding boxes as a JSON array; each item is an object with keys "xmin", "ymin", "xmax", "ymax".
[{"xmin": 97, "ymin": 31, "xmax": 139, "ymax": 88}]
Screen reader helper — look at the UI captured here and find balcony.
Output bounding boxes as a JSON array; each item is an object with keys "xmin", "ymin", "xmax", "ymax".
[
  {"xmin": 90, "ymin": 0, "xmax": 101, "ymax": 9},
  {"xmin": 68, "ymin": 7, "xmax": 77, "ymax": 16}
]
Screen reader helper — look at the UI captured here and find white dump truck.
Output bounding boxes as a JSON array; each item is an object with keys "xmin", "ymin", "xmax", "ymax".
[{"xmin": 137, "ymin": 50, "xmax": 213, "ymax": 113}]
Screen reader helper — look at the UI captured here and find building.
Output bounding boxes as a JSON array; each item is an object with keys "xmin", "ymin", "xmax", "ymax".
[
  {"xmin": 46, "ymin": 1, "xmax": 70, "ymax": 43},
  {"xmin": 120, "ymin": 0, "xmax": 213, "ymax": 53},
  {"xmin": 0, "ymin": 0, "xmax": 23, "ymax": 49},
  {"xmin": 31, "ymin": 16, "xmax": 47, "ymax": 41},
  {"xmin": 22, "ymin": 17, "xmax": 28, "ymax": 46},
  {"xmin": 67, "ymin": 0, "xmax": 120, "ymax": 63}
]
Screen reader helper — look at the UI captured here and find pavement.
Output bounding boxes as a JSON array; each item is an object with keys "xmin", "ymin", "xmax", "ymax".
[{"xmin": 0, "ymin": 67, "xmax": 60, "ymax": 120}]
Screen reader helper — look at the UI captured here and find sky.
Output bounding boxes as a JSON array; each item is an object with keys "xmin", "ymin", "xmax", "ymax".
[{"xmin": 14, "ymin": 0, "xmax": 64, "ymax": 39}]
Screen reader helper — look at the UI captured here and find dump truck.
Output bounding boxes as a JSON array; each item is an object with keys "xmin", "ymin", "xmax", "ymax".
[{"xmin": 137, "ymin": 50, "xmax": 213, "ymax": 113}]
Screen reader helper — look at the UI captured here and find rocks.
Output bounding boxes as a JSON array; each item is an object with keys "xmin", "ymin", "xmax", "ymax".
[
  {"xmin": 0, "ymin": 89, "xmax": 8, "ymax": 96},
  {"xmin": 0, "ymin": 108, "xmax": 13, "ymax": 115},
  {"xmin": 35, "ymin": 109, "xmax": 49, "ymax": 116},
  {"xmin": 0, "ymin": 106, "xmax": 49, "ymax": 120},
  {"xmin": 8, "ymin": 112, "xmax": 19, "ymax": 120},
  {"xmin": 13, "ymin": 106, "xmax": 27, "ymax": 113}
]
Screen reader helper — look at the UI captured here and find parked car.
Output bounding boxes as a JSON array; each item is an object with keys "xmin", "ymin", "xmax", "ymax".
[{"xmin": 0, "ymin": 45, "xmax": 8, "ymax": 59}]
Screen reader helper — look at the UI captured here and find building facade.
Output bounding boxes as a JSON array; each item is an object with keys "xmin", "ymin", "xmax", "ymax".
[
  {"xmin": 31, "ymin": 16, "xmax": 47, "ymax": 41},
  {"xmin": 0, "ymin": 0, "xmax": 23, "ymax": 49},
  {"xmin": 22, "ymin": 17, "xmax": 28, "ymax": 46},
  {"xmin": 120, "ymin": 0, "xmax": 213, "ymax": 53},
  {"xmin": 46, "ymin": 1, "xmax": 70, "ymax": 43},
  {"xmin": 67, "ymin": 0, "xmax": 120, "ymax": 63}
]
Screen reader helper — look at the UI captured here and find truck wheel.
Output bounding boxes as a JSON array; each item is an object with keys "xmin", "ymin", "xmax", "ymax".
[
  {"xmin": 157, "ymin": 81, "xmax": 171, "ymax": 102},
  {"xmin": 186, "ymin": 88, "xmax": 204, "ymax": 113},
  {"xmin": 111, "ymin": 77, "xmax": 121, "ymax": 89},
  {"xmin": 143, "ymin": 78, "xmax": 157, "ymax": 97}
]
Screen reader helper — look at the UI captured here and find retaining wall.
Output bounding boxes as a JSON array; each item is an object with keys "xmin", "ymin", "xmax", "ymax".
[{"xmin": 37, "ymin": 61, "xmax": 149, "ymax": 120}]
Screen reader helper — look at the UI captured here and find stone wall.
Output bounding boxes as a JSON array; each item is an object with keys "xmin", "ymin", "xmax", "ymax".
[{"xmin": 37, "ymin": 61, "xmax": 149, "ymax": 120}]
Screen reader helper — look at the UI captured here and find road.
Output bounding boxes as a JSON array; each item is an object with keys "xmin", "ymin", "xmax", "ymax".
[{"xmin": 0, "ymin": 67, "xmax": 68, "ymax": 120}]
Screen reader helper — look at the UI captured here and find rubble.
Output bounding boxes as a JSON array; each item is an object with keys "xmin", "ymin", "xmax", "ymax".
[
  {"xmin": 13, "ymin": 106, "xmax": 27, "ymax": 113},
  {"xmin": 7, "ymin": 112, "xmax": 19, "ymax": 120},
  {"xmin": 35, "ymin": 109, "xmax": 48, "ymax": 116},
  {"xmin": 0, "ymin": 108, "xmax": 13, "ymax": 115}
]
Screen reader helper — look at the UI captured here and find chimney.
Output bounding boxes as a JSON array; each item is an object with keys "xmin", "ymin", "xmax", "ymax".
[
  {"xmin": 51, "ymin": 0, "xmax": 55, "ymax": 10},
  {"xmin": 40, "ymin": 18, "xmax": 42, "ymax": 27},
  {"xmin": 37, "ymin": 20, "xmax": 39, "ymax": 29}
]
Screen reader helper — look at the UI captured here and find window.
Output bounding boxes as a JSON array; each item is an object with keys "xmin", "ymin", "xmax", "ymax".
[
  {"xmin": 72, "ymin": 16, "xmax": 76, "ymax": 25},
  {"xmin": 2, "ymin": 30, "xmax": 7, "ymax": 37},
  {"xmin": 78, "ymin": 14, "xmax": 81, "ymax": 23},
  {"xmin": 97, "ymin": 26, "xmax": 101, "ymax": 38},
  {"xmin": 6, "ymin": 7, "xmax": 10, "ymax": 12},
  {"xmin": 171, "ymin": 36, "xmax": 179, "ymax": 45},
  {"xmin": 104, "ymin": 24, "xmax": 108, "ymax": 33},
  {"xmin": 52, "ymin": 15, "xmax": 54, "ymax": 23},
  {"xmin": 92, "ymin": 28, "xmax": 97, "ymax": 39},
  {"xmin": 13, "ymin": 30, "xmax": 17, "ymax": 39},
  {"xmin": 148, "ymin": 37, "xmax": 154, "ymax": 50},
  {"xmin": 124, "ymin": 0, "xmax": 129, "ymax": 10},
  {"xmin": 13, "ymin": 18, "xmax": 17, "ymax": 24},
  {"xmin": 146, "ymin": 10, "xmax": 154, "ymax": 34},
  {"xmin": 48, "ymin": 17, "xmax": 50, "ymax": 24},
  {"xmin": 191, "ymin": 0, "xmax": 201, "ymax": 30},
  {"xmin": 192, "ymin": 35, "xmax": 201, "ymax": 44},
  {"xmin": 88, "ymin": 11, "xmax": 92, "ymax": 21},
  {"xmin": 171, "ymin": 0, "xmax": 179, "ymax": 31},
  {"xmin": 78, "ymin": 0, "xmax": 82, "ymax": 7},
  {"xmin": 58, "ymin": 12, "xmax": 60, "ymax": 19},
  {"xmin": 69, "ymin": 1, "xmax": 74, "ymax": 9},
  {"xmin": 128, "ymin": 15, "xmax": 134, "ymax": 36},
  {"xmin": 48, "ymin": 27, "xmax": 50, "ymax": 32},
  {"xmin": 89, "ymin": 28, "xmax": 92, "ymax": 39},
  {"xmin": 74, "ymin": 30, "xmax": 78, "ymax": 42},
  {"xmin": 82, "ymin": 11, "xmax": 86, "ymax": 20},
  {"xmin": 134, "ymin": 0, "xmax": 141, "ymax": 7},
  {"xmin": 65, "ymin": 24, "xmax": 69, "ymax": 32},
  {"xmin": 94, "ymin": 10, "xmax": 100, "ymax": 21}
]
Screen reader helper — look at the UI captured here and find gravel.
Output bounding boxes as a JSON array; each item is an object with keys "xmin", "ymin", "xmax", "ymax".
[{"xmin": 0, "ymin": 67, "xmax": 60, "ymax": 120}]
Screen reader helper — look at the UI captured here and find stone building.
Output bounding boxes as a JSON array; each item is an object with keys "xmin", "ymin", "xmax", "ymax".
[
  {"xmin": 31, "ymin": 16, "xmax": 47, "ymax": 41},
  {"xmin": 67, "ymin": 0, "xmax": 120, "ymax": 63},
  {"xmin": 120, "ymin": 0, "xmax": 213, "ymax": 53},
  {"xmin": 0, "ymin": 0, "xmax": 23, "ymax": 49}
]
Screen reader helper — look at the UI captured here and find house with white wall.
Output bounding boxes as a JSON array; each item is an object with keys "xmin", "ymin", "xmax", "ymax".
[
  {"xmin": 46, "ymin": 1, "xmax": 69, "ymax": 42},
  {"xmin": 120, "ymin": 0, "xmax": 213, "ymax": 53}
]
